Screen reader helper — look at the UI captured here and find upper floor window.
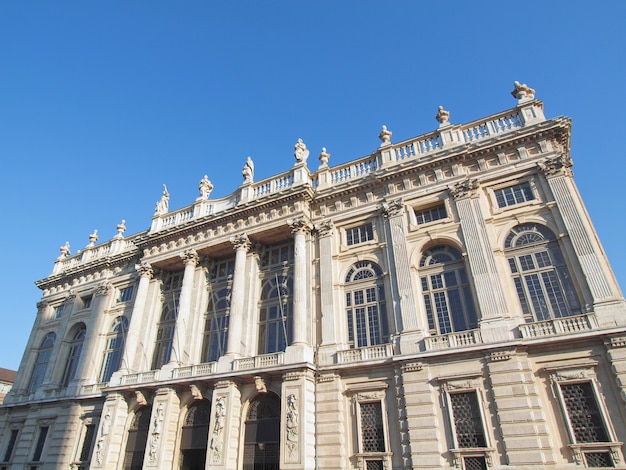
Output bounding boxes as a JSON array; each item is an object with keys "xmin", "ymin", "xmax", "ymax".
[
  {"xmin": 345, "ymin": 262, "xmax": 388, "ymax": 348},
  {"xmin": 505, "ymin": 224, "xmax": 581, "ymax": 321},
  {"xmin": 100, "ymin": 316, "xmax": 129, "ymax": 383},
  {"xmin": 28, "ymin": 332, "xmax": 56, "ymax": 393},
  {"xmin": 152, "ymin": 271, "xmax": 182, "ymax": 368},
  {"xmin": 494, "ymin": 182, "xmax": 535, "ymax": 208},
  {"xmin": 117, "ymin": 286, "xmax": 134, "ymax": 303},
  {"xmin": 258, "ymin": 275, "xmax": 292, "ymax": 354},
  {"xmin": 54, "ymin": 304, "xmax": 65, "ymax": 319},
  {"xmin": 202, "ymin": 288, "xmax": 231, "ymax": 362},
  {"xmin": 62, "ymin": 325, "xmax": 86, "ymax": 387},
  {"xmin": 346, "ymin": 223, "xmax": 374, "ymax": 246},
  {"xmin": 420, "ymin": 246, "xmax": 477, "ymax": 335},
  {"xmin": 415, "ymin": 204, "xmax": 447, "ymax": 225}
]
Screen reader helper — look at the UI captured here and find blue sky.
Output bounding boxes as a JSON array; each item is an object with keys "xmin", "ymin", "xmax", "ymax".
[{"xmin": 1, "ymin": 1, "xmax": 625, "ymax": 371}]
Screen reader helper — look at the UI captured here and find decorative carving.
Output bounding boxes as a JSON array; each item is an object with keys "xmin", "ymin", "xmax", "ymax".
[
  {"xmin": 449, "ymin": 178, "xmax": 480, "ymax": 200},
  {"xmin": 287, "ymin": 216, "xmax": 313, "ymax": 235},
  {"xmin": 318, "ymin": 147, "xmax": 330, "ymax": 166},
  {"xmin": 550, "ymin": 369, "xmax": 590, "ymax": 383},
  {"xmin": 135, "ymin": 390, "xmax": 148, "ymax": 406},
  {"xmin": 198, "ymin": 175, "xmax": 214, "ymax": 200},
  {"xmin": 95, "ymin": 410, "xmax": 112, "ymax": 465},
  {"xmin": 180, "ymin": 248, "xmax": 199, "ymax": 266},
  {"xmin": 608, "ymin": 336, "xmax": 626, "ymax": 348},
  {"xmin": 148, "ymin": 402, "xmax": 165, "ymax": 464},
  {"xmin": 190, "ymin": 384, "xmax": 203, "ymax": 400},
  {"xmin": 436, "ymin": 105, "xmax": 450, "ymax": 126},
  {"xmin": 155, "ymin": 184, "xmax": 169, "ymax": 215},
  {"xmin": 114, "ymin": 220, "xmax": 126, "ymax": 239},
  {"xmin": 230, "ymin": 233, "xmax": 251, "ymax": 252},
  {"xmin": 489, "ymin": 350, "xmax": 514, "ymax": 362},
  {"xmin": 135, "ymin": 261, "xmax": 153, "ymax": 278},
  {"xmin": 210, "ymin": 396, "xmax": 226, "ymax": 463},
  {"xmin": 242, "ymin": 156, "xmax": 254, "ymax": 183},
  {"xmin": 285, "ymin": 393, "xmax": 299, "ymax": 460},
  {"xmin": 537, "ymin": 155, "xmax": 573, "ymax": 178},
  {"xmin": 511, "ymin": 81, "xmax": 536, "ymax": 101},
  {"xmin": 380, "ymin": 198, "xmax": 404, "ymax": 218},
  {"xmin": 294, "ymin": 138, "xmax": 310, "ymax": 163},
  {"xmin": 402, "ymin": 362, "xmax": 423, "ymax": 373},
  {"xmin": 315, "ymin": 220, "xmax": 334, "ymax": 238},
  {"xmin": 254, "ymin": 376, "xmax": 267, "ymax": 393},
  {"xmin": 94, "ymin": 281, "xmax": 113, "ymax": 297},
  {"xmin": 379, "ymin": 125, "xmax": 392, "ymax": 145},
  {"xmin": 58, "ymin": 241, "xmax": 71, "ymax": 259}
]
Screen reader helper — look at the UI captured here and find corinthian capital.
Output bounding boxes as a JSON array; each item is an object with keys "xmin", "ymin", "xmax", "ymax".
[
  {"xmin": 287, "ymin": 216, "xmax": 313, "ymax": 235},
  {"xmin": 181, "ymin": 248, "xmax": 199, "ymax": 266},
  {"xmin": 449, "ymin": 178, "xmax": 480, "ymax": 200},
  {"xmin": 315, "ymin": 220, "xmax": 334, "ymax": 238},
  {"xmin": 230, "ymin": 233, "xmax": 251, "ymax": 252},
  {"xmin": 537, "ymin": 155, "xmax": 573, "ymax": 178},
  {"xmin": 95, "ymin": 281, "xmax": 113, "ymax": 297},
  {"xmin": 135, "ymin": 261, "xmax": 154, "ymax": 279},
  {"xmin": 380, "ymin": 198, "xmax": 404, "ymax": 218}
]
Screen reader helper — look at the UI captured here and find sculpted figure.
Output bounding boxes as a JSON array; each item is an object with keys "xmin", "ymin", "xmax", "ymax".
[
  {"xmin": 242, "ymin": 156, "xmax": 254, "ymax": 183},
  {"xmin": 198, "ymin": 175, "xmax": 214, "ymax": 200},
  {"xmin": 294, "ymin": 138, "xmax": 309, "ymax": 163},
  {"xmin": 155, "ymin": 184, "xmax": 169, "ymax": 215}
]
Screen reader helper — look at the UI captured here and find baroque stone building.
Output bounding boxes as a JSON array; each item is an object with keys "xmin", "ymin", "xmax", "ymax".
[{"xmin": 2, "ymin": 82, "xmax": 626, "ymax": 470}]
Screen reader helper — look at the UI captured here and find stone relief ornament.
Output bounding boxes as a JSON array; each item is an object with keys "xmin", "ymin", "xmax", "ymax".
[
  {"xmin": 210, "ymin": 396, "xmax": 226, "ymax": 463},
  {"xmin": 285, "ymin": 394, "xmax": 299, "ymax": 461},
  {"xmin": 148, "ymin": 402, "xmax": 165, "ymax": 464},
  {"xmin": 294, "ymin": 138, "xmax": 310, "ymax": 163},
  {"xmin": 378, "ymin": 125, "xmax": 392, "ymax": 145},
  {"xmin": 254, "ymin": 376, "xmax": 267, "ymax": 393},
  {"xmin": 537, "ymin": 155, "xmax": 573, "ymax": 178},
  {"xmin": 511, "ymin": 81, "xmax": 536, "ymax": 101},
  {"xmin": 242, "ymin": 156, "xmax": 254, "ymax": 183},
  {"xmin": 449, "ymin": 178, "xmax": 480, "ymax": 200},
  {"xmin": 380, "ymin": 198, "xmax": 404, "ymax": 218},
  {"xmin": 198, "ymin": 175, "xmax": 214, "ymax": 200},
  {"xmin": 436, "ymin": 105, "xmax": 450, "ymax": 126},
  {"xmin": 155, "ymin": 184, "xmax": 169, "ymax": 215},
  {"xmin": 135, "ymin": 260, "xmax": 154, "ymax": 278},
  {"xmin": 95, "ymin": 410, "xmax": 112, "ymax": 465}
]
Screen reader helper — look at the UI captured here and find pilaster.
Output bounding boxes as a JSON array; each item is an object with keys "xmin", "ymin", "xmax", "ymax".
[
  {"xmin": 314, "ymin": 373, "xmax": 347, "ymax": 469},
  {"xmin": 208, "ymin": 379, "xmax": 242, "ymax": 470},
  {"xmin": 145, "ymin": 387, "xmax": 180, "ymax": 469},
  {"xmin": 92, "ymin": 392, "xmax": 129, "ymax": 469},
  {"xmin": 317, "ymin": 221, "xmax": 339, "ymax": 364},
  {"xmin": 605, "ymin": 335, "xmax": 626, "ymax": 406},
  {"xmin": 485, "ymin": 349, "xmax": 556, "ymax": 466},
  {"xmin": 281, "ymin": 369, "xmax": 316, "ymax": 470}
]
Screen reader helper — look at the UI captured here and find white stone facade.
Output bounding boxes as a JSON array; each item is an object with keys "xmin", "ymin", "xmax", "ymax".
[{"xmin": 2, "ymin": 83, "xmax": 626, "ymax": 470}]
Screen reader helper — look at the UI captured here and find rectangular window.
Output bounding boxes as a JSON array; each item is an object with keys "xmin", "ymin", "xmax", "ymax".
[
  {"xmin": 449, "ymin": 391, "xmax": 487, "ymax": 448},
  {"xmin": 82, "ymin": 295, "xmax": 92, "ymax": 309},
  {"xmin": 494, "ymin": 182, "xmax": 535, "ymax": 208},
  {"xmin": 54, "ymin": 305, "xmax": 65, "ymax": 319},
  {"xmin": 360, "ymin": 402, "xmax": 386, "ymax": 452},
  {"xmin": 2, "ymin": 429, "xmax": 18, "ymax": 462},
  {"xmin": 347, "ymin": 224, "xmax": 374, "ymax": 246},
  {"xmin": 79, "ymin": 424, "xmax": 96, "ymax": 463},
  {"xmin": 415, "ymin": 204, "xmax": 447, "ymax": 225},
  {"xmin": 560, "ymin": 382, "xmax": 609, "ymax": 443},
  {"xmin": 118, "ymin": 286, "xmax": 134, "ymax": 303},
  {"xmin": 32, "ymin": 426, "xmax": 49, "ymax": 461}
]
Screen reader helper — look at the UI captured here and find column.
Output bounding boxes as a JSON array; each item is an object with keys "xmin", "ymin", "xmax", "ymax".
[
  {"xmin": 122, "ymin": 261, "xmax": 153, "ymax": 372},
  {"xmin": 288, "ymin": 217, "xmax": 312, "ymax": 346},
  {"xmin": 224, "ymin": 234, "xmax": 250, "ymax": 357},
  {"xmin": 539, "ymin": 155, "xmax": 626, "ymax": 324},
  {"xmin": 208, "ymin": 380, "xmax": 242, "ymax": 470},
  {"xmin": 450, "ymin": 179, "xmax": 512, "ymax": 342},
  {"xmin": 145, "ymin": 387, "xmax": 180, "ymax": 469},
  {"xmin": 281, "ymin": 369, "xmax": 316, "ymax": 470},
  {"xmin": 92, "ymin": 392, "xmax": 129, "ymax": 469},
  {"xmin": 169, "ymin": 249, "xmax": 199, "ymax": 366},
  {"xmin": 77, "ymin": 281, "xmax": 114, "ymax": 384},
  {"xmin": 381, "ymin": 199, "xmax": 421, "ymax": 354},
  {"xmin": 316, "ymin": 221, "xmax": 339, "ymax": 365}
]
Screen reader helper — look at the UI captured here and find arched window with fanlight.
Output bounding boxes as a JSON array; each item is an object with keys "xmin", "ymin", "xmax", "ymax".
[
  {"xmin": 151, "ymin": 271, "xmax": 183, "ymax": 369},
  {"xmin": 100, "ymin": 316, "xmax": 129, "ymax": 383},
  {"xmin": 28, "ymin": 332, "xmax": 56, "ymax": 393},
  {"xmin": 180, "ymin": 399, "xmax": 211, "ymax": 470},
  {"xmin": 62, "ymin": 324, "xmax": 86, "ymax": 386},
  {"xmin": 345, "ymin": 261, "xmax": 389, "ymax": 348},
  {"xmin": 202, "ymin": 288, "xmax": 231, "ymax": 363},
  {"xmin": 505, "ymin": 224, "xmax": 581, "ymax": 321},
  {"xmin": 419, "ymin": 245, "xmax": 477, "ymax": 335},
  {"xmin": 258, "ymin": 276, "xmax": 292, "ymax": 355}
]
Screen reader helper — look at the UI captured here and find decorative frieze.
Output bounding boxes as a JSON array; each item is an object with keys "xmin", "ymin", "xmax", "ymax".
[
  {"xmin": 538, "ymin": 155, "xmax": 573, "ymax": 178},
  {"xmin": 449, "ymin": 178, "xmax": 480, "ymax": 200}
]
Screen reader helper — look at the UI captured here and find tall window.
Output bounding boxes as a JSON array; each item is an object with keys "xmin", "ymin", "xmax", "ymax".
[
  {"xmin": 100, "ymin": 316, "xmax": 129, "ymax": 382},
  {"xmin": 202, "ymin": 288, "xmax": 231, "ymax": 362},
  {"xmin": 32, "ymin": 426, "xmax": 49, "ymax": 462},
  {"xmin": 76, "ymin": 423, "xmax": 96, "ymax": 470},
  {"xmin": 62, "ymin": 325, "xmax": 86, "ymax": 387},
  {"xmin": 420, "ymin": 245, "xmax": 477, "ymax": 335},
  {"xmin": 258, "ymin": 276, "xmax": 292, "ymax": 354},
  {"xmin": 243, "ymin": 394, "xmax": 281, "ymax": 470},
  {"xmin": 28, "ymin": 333, "xmax": 56, "ymax": 393},
  {"xmin": 345, "ymin": 262, "xmax": 388, "ymax": 348},
  {"xmin": 505, "ymin": 224, "xmax": 581, "ymax": 322},
  {"xmin": 122, "ymin": 406, "xmax": 151, "ymax": 470},
  {"xmin": 180, "ymin": 400, "xmax": 211, "ymax": 470},
  {"xmin": 152, "ymin": 271, "xmax": 182, "ymax": 369},
  {"xmin": 2, "ymin": 429, "xmax": 18, "ymax": 462}
]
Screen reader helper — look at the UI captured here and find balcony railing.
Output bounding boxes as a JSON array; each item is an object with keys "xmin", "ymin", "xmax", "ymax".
[
  {"xmin": 233, "ymin": 353, "xmax": 284, "ymax": 371},
  {"xmin": 424, "ymin": 329, "xmax": 483, "ymax": 351},
  {"xmin": 120, "ymin": 370, "xmax": 159, "ymax": 385},
  {"xmin": 519, "ymin": 313, "xmax": 598, "ymax": 339},
  {"xmin": 172, "ymin": 362, "xmax": 216, "ymax": 379},
  {"xmin": 337, "ymin": 344, "xmax": 393, "ymax": 364}
]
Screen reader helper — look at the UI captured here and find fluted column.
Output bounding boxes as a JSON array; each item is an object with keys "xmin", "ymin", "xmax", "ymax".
[
  {"xmin": 77, "ymin": 282, "xmax": 114, "ymax": 383},
  {"xmin": 169, "ymin": 249, "xmax": 199, "ymax": 365},
  {"xmin": 122, "ymin": 261, "xmax": 153, "ymax": 372},
  {"xmin": 381, "ymin": 199, "xmax": 421, "ymax": 353},
  {"xmin": 288, "ymin": 217, "xmax": 313, "ymax": 346},
  {"xmin": 317, "ymin": 221, "xmax": 337, "ymax": 347},
  {"xmin": 226, "ymin": 234, "xmax": 250, "ymax": 356}
]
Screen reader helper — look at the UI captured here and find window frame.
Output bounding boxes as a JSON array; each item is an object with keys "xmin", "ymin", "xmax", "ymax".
[
  {"xmin": 28, "ymin": 332, "xmax": 56, "ymax": 393},
  {"xmin": 487, "ymin": 178, "xmax": 539, "ymax": 213},
  {"xmin": 546, "ymin": 363, "xmax": 623, "ymax": 466},
  {"xmin": 412, "ymin": 201, "xmax": 450, "ymax": 228},
  {"xmin": 340, "ymin": 220, "xmax": 377, "ymax": 251},
  {"xmin": 61, "ymin": 325, "xmax": 87, "ymax": 387},
  {"xmin": 100, "ymin": 316, "xmax": 129, "ymax": 383}
]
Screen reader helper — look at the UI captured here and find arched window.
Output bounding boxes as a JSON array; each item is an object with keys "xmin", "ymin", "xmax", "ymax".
[
  {"xmin": 28, "ymin": 332, "xmax": 56, "ymax": 393},
  {"xmin": 152, "ymin": 271, "xmax": 182, "ymax": 369},
  {"xmin": 258, "ymin": 276, "xmax": 292, "ymax": 354},
  {"xmin": 62, "ymin": 325, "xmax": 86, "ymax": 386},
  {"xmin": 243, "ymin": 394, "xmax": 281, "ymax": 470},
  {"xmin": 345, "ymin": 261, "xmax": 388, "ymax": 348},
  {"xmin": 505, "ymin": 224, "xmax": 581, "ymax": 321},
  {"xmin": 122, "ymin": 406, "xmax": 151, "ymax": 470},
  {"xmin": 100, "ymin": 316, "xmax": 129, "ymax": 383},
  {"xmin": 180, "ymin": 400, "xmax": 211, "ymax": 470},
  {"xmin": 202, "ymin": 288, "xmax": 230, "ymax": 363},
  {"xmin": 420, "ymin": 245, "xmax": 477, "ymax": 335}
]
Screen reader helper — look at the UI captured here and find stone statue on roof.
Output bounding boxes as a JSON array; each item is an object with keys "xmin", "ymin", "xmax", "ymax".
[
  {"xmin": 155, "ymin": 184, "xmax": 169, "ymax": 215},
  {"xmin": 198, "ymin": 175, "xmax": 214, "ymax": 200},
  {"xmin": 511, "ymin": 81, "xmax": 536, "ymax": 101},
  {"xmin": 242, "ymin": 157, "xmax": 254, "ymax": 184},
  {"xmin": 294, "ymin": 138, "xmax": 309, "ymax": 163}
]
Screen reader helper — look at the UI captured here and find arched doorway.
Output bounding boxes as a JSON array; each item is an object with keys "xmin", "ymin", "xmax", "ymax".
[
  {"xmin": 123, "ymin": 406, "xmax": 152, "ymax": 470},
  {"xmin": 243, "ymin": 393, "xmax": 281, "ymax": 470},
  {"xmin": 180, "ymin": 399, "xmax": 211, "ymax": 470}
]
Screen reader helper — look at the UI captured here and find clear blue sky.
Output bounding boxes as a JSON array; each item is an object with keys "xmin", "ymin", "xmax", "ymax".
[{"xmin": 1, "ymin": 2, "xmax": 624, "ymax": 371}]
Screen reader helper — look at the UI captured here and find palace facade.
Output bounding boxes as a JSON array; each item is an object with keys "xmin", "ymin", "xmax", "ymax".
[{"xmin": 2, "ymin": 83, "xmax": 626, "ymax": 470}]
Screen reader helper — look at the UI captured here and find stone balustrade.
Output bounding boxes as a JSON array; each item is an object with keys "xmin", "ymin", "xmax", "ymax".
[
  {"xmin": 172, "ymin": 362, "xmax": 216, "ymax": 379},
  {"xmin": 424, "ymin": 329, "xmax": 484, "ymax": 351},
  {"xmin": 233, "ymin": 352, "xmax": 284, "ymax": 371},
  {"xmin": 337, "ymin": 344, "xmax": 393, "ymax": 364},
  {"xmin": 519, "ymin": 313, "xmax": 598, "ymax": 339}
]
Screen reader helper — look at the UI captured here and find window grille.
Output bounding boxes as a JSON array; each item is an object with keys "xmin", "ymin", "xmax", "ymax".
[
  {"xmin": 585, "ymin": 452, "xmax": 614, "ymax": 467},
  {"xmin": 360, "ymin": 402, "xmax": 385, "ymax": 452},
  {"xmin": 561, "ymin": 382, "xmax": 609, "ymax": 443},
  {"xmin": 450, "ymin": 392, "xmax": 487, "ymax": 448},
  {"xmin": 464, "ymin": 456, "xmax": 488, "ymax": 470}
]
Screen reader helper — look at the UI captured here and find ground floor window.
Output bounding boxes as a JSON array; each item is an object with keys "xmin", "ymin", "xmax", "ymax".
[{"xmin": 243, "ymin": 393, "xmax": 281, "ymax": 470}]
